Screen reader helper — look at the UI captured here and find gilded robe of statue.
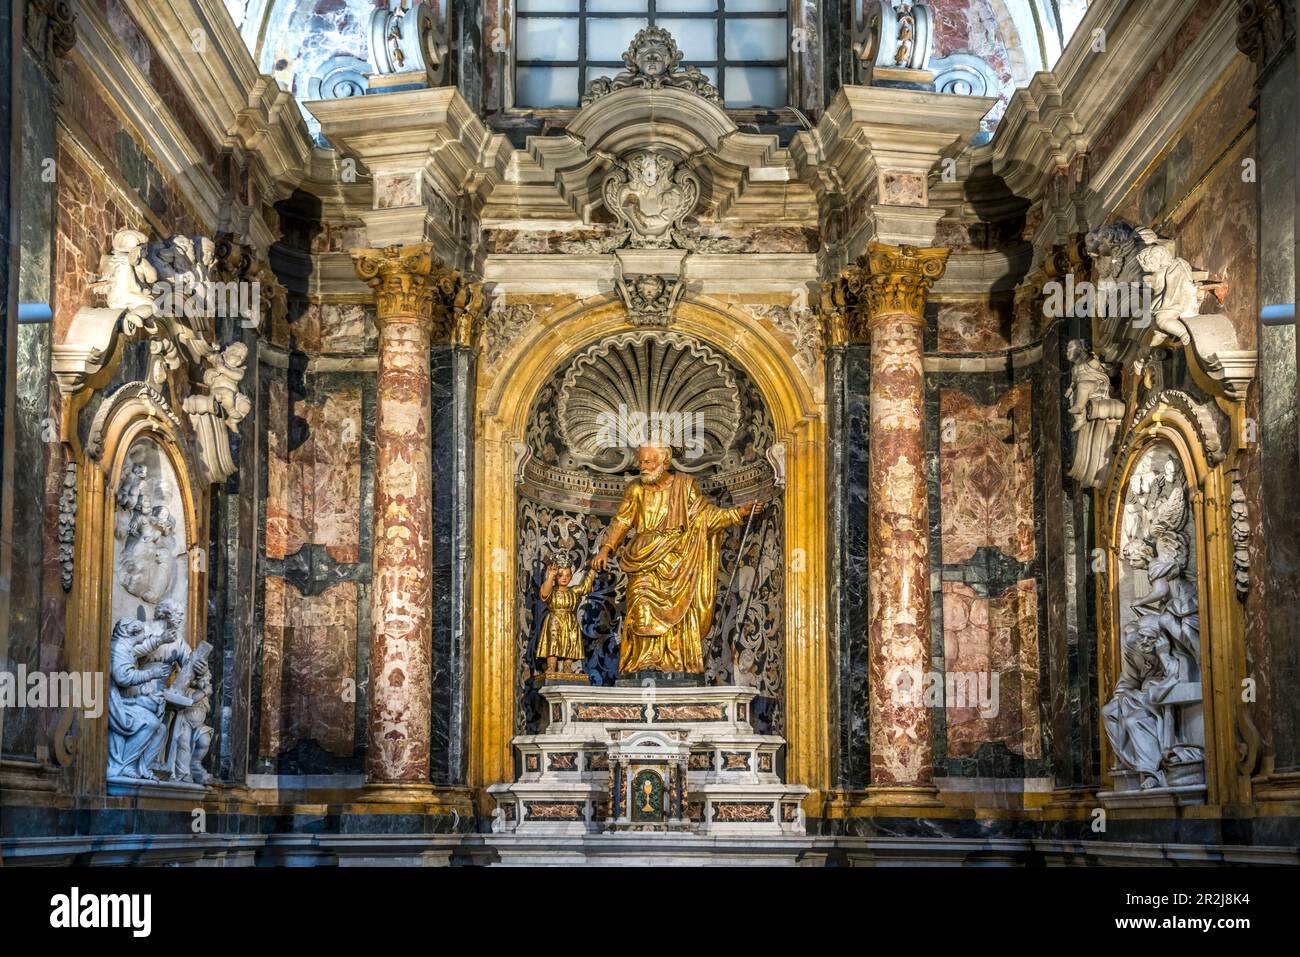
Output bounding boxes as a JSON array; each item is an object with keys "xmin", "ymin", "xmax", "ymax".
[{"xmin": 604, "ymin": 473, "xmax": 744, "ymax": 674}]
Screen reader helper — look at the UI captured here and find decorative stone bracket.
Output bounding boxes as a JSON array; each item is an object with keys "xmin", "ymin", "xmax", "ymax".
[{"xmin": 52, "ymin": 229, "xmax": 283, "ymax": 484}]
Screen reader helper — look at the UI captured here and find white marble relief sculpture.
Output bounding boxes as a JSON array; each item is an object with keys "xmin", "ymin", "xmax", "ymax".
[
  {"xmin": 107, "ymin": 618, "xmax": 174, "ymax": 781},
  {"xmin": 1065, "ymin": 339, "xmax": 1123, "ymax": 488},
  {"xmin": 603, "ymin": 150, "xmax": 700, "ymax": 249},
  {"xmin": 114, "ymin": 447, "xmax": 180, "ymax": 607},
  {"xmin": 1104, "ymin": 444, "xmax": 1204, "ymax": 797},
  {"xmin": 107, "ymin": 597, "xmax": 213, "ymax": 785}
]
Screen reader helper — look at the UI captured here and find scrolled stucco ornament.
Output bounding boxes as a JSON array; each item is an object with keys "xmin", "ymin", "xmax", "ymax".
[{"xmin": 602, "ymin": 150, "xmax": 700, "ymax": 249}]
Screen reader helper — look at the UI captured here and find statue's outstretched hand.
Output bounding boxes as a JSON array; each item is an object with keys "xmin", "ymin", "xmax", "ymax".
[
  {"xmin": 742, "ymin": 501, "xmax": 764, "ymax": 518},
  {"xmin": 591, "ymin": 547, "xmax": 612, "ymax": 573}
]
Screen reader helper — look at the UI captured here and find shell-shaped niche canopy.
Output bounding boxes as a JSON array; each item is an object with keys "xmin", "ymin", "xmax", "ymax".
[{"xmin": 557, "ymin": 331, "xmax": 741, "ymax": 474}]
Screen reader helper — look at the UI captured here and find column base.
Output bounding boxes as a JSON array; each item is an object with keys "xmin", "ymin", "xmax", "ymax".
[
  {"xmin": 359, "ymin": 782, "xmax": 475, "ymax": 812},
  {"xmin": 862, "ymin": 784, "xmax": 945, "ymax": 814}
]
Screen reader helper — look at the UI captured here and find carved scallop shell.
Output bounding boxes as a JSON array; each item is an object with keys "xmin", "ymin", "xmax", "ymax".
[{"xmin": 557, "ymin": 331, "xmax": 741, "ymax": 473}]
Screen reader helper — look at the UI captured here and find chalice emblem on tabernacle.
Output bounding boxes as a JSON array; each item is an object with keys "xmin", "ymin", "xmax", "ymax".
[{"xmin": 641, "ymin": 778, "xmax": 655, "ymax": 813}]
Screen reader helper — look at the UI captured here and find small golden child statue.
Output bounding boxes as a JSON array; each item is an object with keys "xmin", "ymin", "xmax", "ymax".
[{"xmin": 537, "ymin": 551, "xmax": 593, "ymax": 682}]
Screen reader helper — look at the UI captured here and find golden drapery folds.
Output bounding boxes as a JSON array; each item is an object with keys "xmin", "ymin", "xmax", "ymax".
[{"xmin": 607, "ymin": 472, "xmax": 744, "ymax": 674}]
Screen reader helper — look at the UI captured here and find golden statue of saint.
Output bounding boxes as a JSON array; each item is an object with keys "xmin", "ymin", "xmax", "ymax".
[
  {"xmin": 536, "ymin": 553, "xmax": 592, "ymax": 678},
  {"xmin": 592, "ymin": 445, "xmax": 762, "ymax": 674}
]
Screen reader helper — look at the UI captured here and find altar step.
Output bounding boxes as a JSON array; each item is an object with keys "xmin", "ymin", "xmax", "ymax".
[{"xmin": 485, "ymin": 832, "xmax": 817, "ymax": 866}]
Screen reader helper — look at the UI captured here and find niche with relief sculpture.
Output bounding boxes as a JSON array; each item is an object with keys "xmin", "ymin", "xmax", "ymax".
[
  {"xmin": 1104, "ymin": 441, "xmax": 1204, "ymax": 801},
  {"xmin": 1097, "ymin": 394, "xmax": 1251, "ymax": 809},
  {"xmin": 87, "ymin": 395, "xmax": 212, "ymax": 790}
]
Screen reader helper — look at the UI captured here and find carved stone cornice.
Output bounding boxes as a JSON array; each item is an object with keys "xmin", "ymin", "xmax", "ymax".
[{"xmin": 352, "ymin": 243, "xmax": 464, "ymax": 338}]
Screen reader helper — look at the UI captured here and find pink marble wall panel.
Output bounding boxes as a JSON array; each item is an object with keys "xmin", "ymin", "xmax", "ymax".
[
  {"xmin": 259, "ymin": 577, "xmax": 359, "ymax": 759},
  {"xmin": 935, "ymin": 294, "xmax": 1021, "ymax": 353},
  {"xmin": 293, "ymin": 302, "xmax": 379, "ymax": 355},
  {"xmin": 1088, "ymin": 0, "xmax": 1221, "ymax": 173},
  {"xmin": 263, "ymin": 378, "xmax": 364, "ymax": 563},
  {"xmin": 942, "ymin": 580, "xmax": 1041, "ymax": 759},
  {"xmin": 940, "ymin": 385, "xmax": 1035, "ymax": 565},
  {"xmin": 264, "ymin": 378, "xmax": 306, "ymax": 561}
]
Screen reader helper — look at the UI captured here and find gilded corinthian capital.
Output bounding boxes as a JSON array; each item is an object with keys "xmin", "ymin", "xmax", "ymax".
[
  {"xmin": 821, "ymin": 243, "xmax": 950, "ymax": 343},
  {"xmin": 351, "ymin": 243, "xmax": 463, "ymax": 337},
  {"xmin": 859, "ymin": 242, "xmax": 950, "ymax": 325}
]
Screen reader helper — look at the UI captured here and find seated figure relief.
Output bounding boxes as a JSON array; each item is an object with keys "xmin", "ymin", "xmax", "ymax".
[{"xmin": 1104, "ymin": 446, "xmax": 1204, "ymax": 793}]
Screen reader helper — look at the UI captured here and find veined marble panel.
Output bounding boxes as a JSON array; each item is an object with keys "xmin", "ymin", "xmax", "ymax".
[{"xmin": 939, "ymin": 384, "xmax": 1035, "ymax": 566}]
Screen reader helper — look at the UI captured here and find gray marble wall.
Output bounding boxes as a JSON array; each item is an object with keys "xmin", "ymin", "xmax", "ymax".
[
  {"xmin": 429, "ymin": 344, "xmax": 475, "ymax": 786},
  {"xmin": 827, "ymin": 344, "xmax": 871, "ymax": 788},
  {"xmin": 1258, "ymin": 49, "xmax": 1300, "ymax": 771},
  {"xmin": 3, "ymin": 41, "xmax": 58, "ymax": 761}
]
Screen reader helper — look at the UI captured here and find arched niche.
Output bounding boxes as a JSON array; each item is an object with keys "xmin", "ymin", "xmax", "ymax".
[
  {"xmin": 469, "ymin": 296, "xmax": 829, "ymax": 810},
  {"xmin": 111, "ymin": 436, "xmax": 190, "ymax": 625},
  {"xmin": 513, "ymin": 329, "xmax": 787, "ymax": 736},
  {"xmin": 65, "ymin": 385, "xmax": 209, "ymax": 794},
  {"xmin": 1097, "ymin": 392, "xmax": 1251, "ymax": 808}
]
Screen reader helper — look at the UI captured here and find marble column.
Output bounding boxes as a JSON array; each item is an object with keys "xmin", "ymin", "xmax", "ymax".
[
  {"xmin": 352, "ymin": 243, "xmax": 460, "ymax": 791},
  {"xmin": 853, "ymin": 243, "xmax": 948, "ymax": 800}
]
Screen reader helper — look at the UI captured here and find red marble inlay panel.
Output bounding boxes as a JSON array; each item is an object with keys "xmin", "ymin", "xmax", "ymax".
[
  {"xmin": 525, "ymin": 802, "xmax": 585, "ymax": 821},
  {"xmin": 654, "ymin": 703, "xmax": 726, "ymax": 721},
  {"xmin": 942, "ymin": 580, "xmax": 1041, "ymax": 760},
  {"xmin": 721, "ymin": 751, "xmax": 751, "ymax": 771},
  {"xmin": 935, "ymin": 294, "xmax": 1022, "ymax": 353},
  {"xmin": 712, "ymin": 802, "xmax": 773, "ymax": 823},
  {"xmin": 940, "ymin": 385, "xmax": 1035, "ymax": 566},
  {"xmin": 259, "ymin": 577, "xmax": 359, "ymax": 759},
  {"xmin": 574, "ymin": 704, "xmax": 644, "ymax": 721},
  {"xmin": 688, "ymin": 751, "xmax": 713, "ymax": 771}
]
